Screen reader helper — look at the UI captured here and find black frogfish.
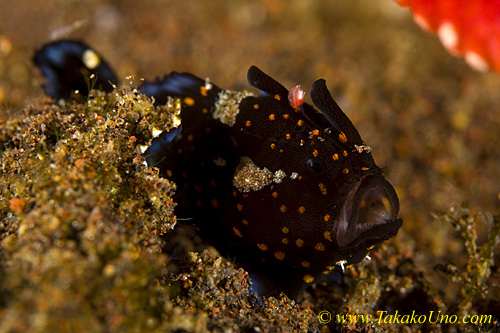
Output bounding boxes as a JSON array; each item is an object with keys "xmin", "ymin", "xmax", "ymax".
[{"xmin": 34, "ymin": 40, "xmax": 403, "ymax": 298}]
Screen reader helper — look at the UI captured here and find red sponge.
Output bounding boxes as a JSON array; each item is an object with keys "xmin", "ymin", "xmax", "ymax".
[{"xmin": 397, "ymin": 0, "xmax": 500, "ymax": 72}]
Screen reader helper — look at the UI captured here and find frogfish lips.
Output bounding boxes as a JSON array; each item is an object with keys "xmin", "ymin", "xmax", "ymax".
[{"xmin": 335, "ymin": 174, "xmax": 402, "ymax": 248}]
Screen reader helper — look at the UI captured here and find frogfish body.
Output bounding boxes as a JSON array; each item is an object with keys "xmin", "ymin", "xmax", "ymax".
[{"xmin": 34, "ymin": 40, "xmax": 403, "ymax": 298}]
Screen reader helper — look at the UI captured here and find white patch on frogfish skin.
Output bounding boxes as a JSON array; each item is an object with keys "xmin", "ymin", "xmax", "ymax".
[
  {"xmin": 213, "ymin": 90, "xmax": 255, "ymax": 126},
  {"xmin": 233, "ymin": 157, "xmax": 286, "ymax": 192},
  {"xmin": 273, "ymin": 169, "xmax": 286, "ymax": 183},
  {"xmin": 82, "ymin": 49, "xmax": 101, "ymax": 69}
]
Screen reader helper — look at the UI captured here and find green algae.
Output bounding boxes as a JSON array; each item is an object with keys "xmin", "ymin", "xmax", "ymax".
[{"xmin": 434, "ymin": 206, "xmax": 500, "ymax": 331}]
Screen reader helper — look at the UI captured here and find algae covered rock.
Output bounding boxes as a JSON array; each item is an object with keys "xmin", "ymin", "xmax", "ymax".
[{"xmin": 0, "ymin": 88, "xmax": 178, "ymax": 331}]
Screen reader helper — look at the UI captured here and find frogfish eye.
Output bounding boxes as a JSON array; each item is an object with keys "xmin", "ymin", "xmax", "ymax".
[
  {"xmin": 335, "ymin": 174, "xmax": 401, "ymax": 247},
  {"xmin": 306, "ymin": 158, "xmax": 326, "ymax": 176}
]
